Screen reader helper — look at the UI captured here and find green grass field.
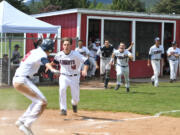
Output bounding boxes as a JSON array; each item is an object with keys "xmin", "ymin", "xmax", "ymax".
[{"xmin": 0, "ymin": 82, "xmax": 180, "ymax": 117}]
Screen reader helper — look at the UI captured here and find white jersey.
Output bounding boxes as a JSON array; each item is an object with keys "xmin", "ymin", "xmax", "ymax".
[
  {"xmin": 75, "ymin": 46, "xmax": 89, "ymax": 57},
  {"xmin": 114, "ymin": 50, "xmax": 132, "ymax": 67},
  {"xmin": 54, "ymin": 50, "xmax": 87, "ymax": 75},
  {"xmin": 149, "ymin": 45, "xmax": 164, "ymax": 60},
  {"xmin": 89, "ymin": 43, "xmax": 100, "ymax": 58},
  {"xmin": 167, "ymin": 47, "xmax": 180, "ymax": 61},
  {"xmin": 15, "ymin": 47, "xmax": 47, "ymax": 78}
]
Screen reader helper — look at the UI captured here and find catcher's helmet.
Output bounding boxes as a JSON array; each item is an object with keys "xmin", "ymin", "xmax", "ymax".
[{"xmin": 41, "ymin": 39, "xmax": 54, "ymax": 53}]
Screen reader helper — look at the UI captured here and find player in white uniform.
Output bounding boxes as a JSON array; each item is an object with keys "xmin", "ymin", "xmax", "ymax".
[
  {"xmin": 75, "ymin": 40, "xmax": 96, "ymax": 78},
  {"xmin": 167, "ymin": 41, "xmax": 180, "ymax": 82},
  {"xmin": 110, "ymin": 42, "xmax": 133, "ymax": 92},
  {"xmin": 52, "ymin": 38, "xmax": 89, "ymax": 115},
  {"xmin": 148, "ymin": 37, "xmax": 164, "ymax": 87},
  {"xmin": 13, "ymin": 39, "xmax": 60, "ymax": 135}
]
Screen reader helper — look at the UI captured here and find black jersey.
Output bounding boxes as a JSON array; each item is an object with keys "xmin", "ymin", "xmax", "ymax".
[{"xmin": 100, "ymin": 45, "xmax": 114, "ymax": 58}]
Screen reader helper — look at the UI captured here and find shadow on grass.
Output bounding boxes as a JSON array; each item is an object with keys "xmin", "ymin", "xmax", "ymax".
[{"xmin": 116, "ymin": 91, "xmax": 156, "ymax": 95}]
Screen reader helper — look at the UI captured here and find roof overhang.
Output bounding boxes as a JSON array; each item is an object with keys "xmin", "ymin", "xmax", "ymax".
[{"xmin": 32, "ymin": 8, "xmax": 180, "ymax": 20}]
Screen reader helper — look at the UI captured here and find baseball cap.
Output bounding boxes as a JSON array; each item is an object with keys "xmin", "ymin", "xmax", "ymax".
[
  {"xmin": 171, "ymin": 41, "xmax": 176, "ymax": 45},
  {"xmin": 155, "ymin": 37, "xmax": 160, "ymax": 41},
  {"xmin": 95, "ymin": 39, "xmax": 100, "ymax": 44},
  {"xmin": 14, "ymin": 44, "xmax": 20, "ymax": 48}
]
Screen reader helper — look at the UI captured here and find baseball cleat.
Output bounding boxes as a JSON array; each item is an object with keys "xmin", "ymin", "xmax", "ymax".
[
  {"xmin": 126, "ymin": 88, "xmax": 130, "ymax": 92},
  {"xmin": 114, "ymin": 85, "xmax": 120, "ymax": 90},
  {"xmin": 19, "ymin": 125, "xmax": 34, "ymax": 135},
  {"xmin": 61, "ymin": 109, "xmax": 67, "ymax": 116},
  {"xmin": 170, "ymin": 79, "xmax": 173, "ymax": 83},
  {"xmin": 72, "ymin": 105, "xmax": 77, "ymax": 113},
  {"xmin": 15, "ymin": 120, "xmax": 24, "ymax": 128},
  {"xmin": 152, "ymin": 81, "xmax": 154, "ymax": 86}
]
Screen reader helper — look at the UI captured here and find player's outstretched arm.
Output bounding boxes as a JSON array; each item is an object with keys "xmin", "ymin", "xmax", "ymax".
[
  {"xmin": 109, "ymin": 53, "xmax": 115, "ymax": 66},
  {"xmin": 128, "ymin": 54, "xmax": 133, "ymax": 61},
  {"xmin": 82, "ymin": 60, "xmax": 90, "ymax": 77},
  {"xmin": 127, "ymin": 42, "xmax": 134, "ymax": 51},
  {"xmin": 45, "ymin": 63, "xmax": 60, "ymax": 75}
]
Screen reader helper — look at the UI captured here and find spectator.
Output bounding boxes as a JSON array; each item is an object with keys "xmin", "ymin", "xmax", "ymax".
[{"xmin": 11, "ymin": 44, "xmax": 22, "ymax": 64}]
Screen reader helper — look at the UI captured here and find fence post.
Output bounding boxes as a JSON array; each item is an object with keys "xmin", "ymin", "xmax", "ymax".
[{"xmin": 8, "ymin": 37, "xmax": 12, "ymax": 85}]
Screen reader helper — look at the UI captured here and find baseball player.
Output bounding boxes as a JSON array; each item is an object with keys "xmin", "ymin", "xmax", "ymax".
[
  {"xmin": 52, "ymin": 37, "xmax": 89, "ymax": 115},
  {"xmin": 147, "ymin": 37, "xmax": 164, "ymax": 87},
  {"xmin": 110, "ymin": 42, "xmax": 133, "ymax": 92},
  {"xmin": 167, "ymin": 41, "xmax": 180, "ymax": 83},
  {"xmin": 13, "ymin": 39, "xmax": 59, "ymax": 135},
  {"xmin": 96, "ymin": 39, "xmax": 114, "ymax": 89},
  {"xmin": 75, "ymin": 40, "xmax": 96, "ymax": 78}
]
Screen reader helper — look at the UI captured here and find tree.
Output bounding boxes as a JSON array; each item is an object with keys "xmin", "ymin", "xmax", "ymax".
[
  {"xmin": 153, "ymin": 0, "xmax": 180, "ymax": 14},
  {"xmin": 111, "ymin": 0, "xmax": 145, "ymax": 12},
  {"xmin": 0, "ymin": 0, "xmax": 30, "ymax": 14}
]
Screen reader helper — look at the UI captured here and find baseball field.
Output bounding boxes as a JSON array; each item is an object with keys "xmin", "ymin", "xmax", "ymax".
[{"xmin": 0, "ymin": 81, "xmax": 180, "ymax": 135}]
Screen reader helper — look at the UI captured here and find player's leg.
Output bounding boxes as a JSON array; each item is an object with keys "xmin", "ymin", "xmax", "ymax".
[
  {"xmin": 123, "ymin": 67, "xmax": 130, "ymax": 92},
  {"xmin": 69, "ymin": 76, "xmax": 80, "ymax": 113},
  {"xmin": 169, "ymin": 60, "xmax": 174, "ymax": 82},
  {"xmin": 155, "ymin": 61, "xmax": 160, "ymax": 87},
  {"xmin": 174, "ymin": 61, "xmax": 179, "ymax": 81},
  {"xmin": 151, "ymin": 60, "xmax": 156, "ymax": 85},
  {"xmin": 13, "ymin": 77, "xmax": 47, "ymax": 134},
  {"xmin": 59, "ymin": 75, "xmax": 68, "ymax": 115},
  {"xmin": 89, "ymin": 57, "xmax": 96, "ymax": 77},
  {"xmin": 100, "ymin": 59, "xmax": 106, "ymax": 82},
  {"xmin": 115, "ymin": 65, "xmax": 122, "ymax": 90},
  {"xmin": 104, "ymin": 59, "xmax": 111, "ymax": 89}
]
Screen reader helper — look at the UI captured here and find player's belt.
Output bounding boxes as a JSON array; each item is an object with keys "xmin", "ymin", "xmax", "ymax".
[
  {"xmin": 101, "ymin": 57, "xmax": 110, "ymax": 60},
  {"xmin": 121, "ymin": 65, "xmax": 128, "ymax": 68},
  {"xmin": 152, "ymin": 59, "xmax": 160, "ymax": 61},
  {"xmin": 169, "ymin": 59, "xmax": 178, "ymax": 61},
  {"xmin": 61, "ymin": 73, "xmax": 78, "ymax": 77},
  {"xmin": 15, "ymin": 76, "xmax": 30, "ymax": 78}
]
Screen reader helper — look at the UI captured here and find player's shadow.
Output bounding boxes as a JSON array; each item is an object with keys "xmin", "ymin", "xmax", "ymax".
[
  {"xmin": 79, "ymin": 115, "xmax": 123, "ymax": 122},
  {"xmin": 117, "ymin": 91, "xmax": 156, "ymax": 95}
]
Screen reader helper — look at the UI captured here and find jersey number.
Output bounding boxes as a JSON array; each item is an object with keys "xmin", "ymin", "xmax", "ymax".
[
  {"xmin": 22, "ymin": 52, "xmax": 31, "ymax": 62},
  {"xmin": 71, "ymin": 65, "xmax": 76, "ymax": 70}
]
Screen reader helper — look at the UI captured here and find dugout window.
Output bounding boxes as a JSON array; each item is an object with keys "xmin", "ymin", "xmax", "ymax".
[
  {"xmin": 136, "ymin": 22, "xmax": 161, "ymax": 60},
  {"xmin": 88, "ymin": 19, "xmax": 101, "ymax": 42},
  {"xmin": 104, "ymin": 20, "xmax": 131, "ymax": 49}
]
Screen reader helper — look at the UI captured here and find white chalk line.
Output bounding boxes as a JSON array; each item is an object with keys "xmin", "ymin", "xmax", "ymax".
[{"xmin": 72, "ymin": 132, "xmax": 110, "ymax": 135}]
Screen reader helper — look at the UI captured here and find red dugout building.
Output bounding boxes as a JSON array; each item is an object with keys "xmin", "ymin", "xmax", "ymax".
[{"xmin": 30, "ymin": 9, "xmax": 180, "ymax": 78}]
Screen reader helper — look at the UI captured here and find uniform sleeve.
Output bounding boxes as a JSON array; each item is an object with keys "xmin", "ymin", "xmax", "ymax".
[
  {"xmin": 149, "ymin": 47, "xmax": 152, "ymax": 55},
  {"xmin": 41, "ymin": 57, "xmax": 49, "ymax": 65},
  {"xmin": 76, "ymin": 52, "xmax": 88, "ymax": 63},
  {"xmin": 96, "ymin": 48, "xmax": 101, "ymax": 56},
  {"xmin": 127, "ymin": 51, "xmax": 132, "ymax": 56},
  {"xmin": 53, "ymin": 53, "xmax": 60, "ymax": 64},
  {"xmin": 161, "ymin": 46, "xmax": 165, "ymax": 54},
  {"xmin": 85, "ymin": 48, "xmax": 90, "ymax": 55},
  {"xmin": 167, "ymin": 48, "xmax": 170, "ymax": 55}
]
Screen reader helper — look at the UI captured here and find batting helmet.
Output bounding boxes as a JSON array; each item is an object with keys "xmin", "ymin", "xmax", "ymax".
[{"xmin": 41, "ymin": 39, "xmax": 54, "ymax": 53}]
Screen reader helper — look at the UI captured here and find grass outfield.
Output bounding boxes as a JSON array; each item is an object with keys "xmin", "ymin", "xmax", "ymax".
[{"xmin": 0, "ymin": 82, "xmax": 180, "ymax": 117}]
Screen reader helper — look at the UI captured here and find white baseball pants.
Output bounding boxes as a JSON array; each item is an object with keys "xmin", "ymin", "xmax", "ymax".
[
  {"xmin": 59, "ymin": 75, "xmax": 80, "ymax": 110},
  {"xmin": 151, "ymin": 60, "xmax": 160, "ymax": 86},
  {"xmin": 169, "ymin": 60, "xmax": 179, "ymax": 80},
  {"xmin": 100, "ymin": 58, "xmax": 111, "ymax": 75},
  {"xmin": 13, "ymin": 76, "xmax": 47, "ymax": 128},
  {"xmin": 116, "ymin": 65, "xmax": 130, "ymax": 88},
  {"xmin": 88, "ymin": 57, "xmax": 96, "ymax": 76}
]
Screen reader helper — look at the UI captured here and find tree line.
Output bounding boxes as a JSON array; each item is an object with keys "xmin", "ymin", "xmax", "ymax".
[{"xmin": 1, "ymin": 0, "xmax": 180, "ymax": 15}]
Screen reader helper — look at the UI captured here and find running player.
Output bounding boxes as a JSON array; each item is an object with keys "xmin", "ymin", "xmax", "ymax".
[
  {"xmin": 110, "ymin": 42, "xmax": 133, "ymax": 92},
  {"xmin": 13, "ymin": 39, "xmax": 59, "ymax": 135},
  {"xmin": 147, "ymin": 37, "xmax": 164, "ymax": 87},
  {"xmin": 52, "ymin": 37, "xmax": 89, "ymax": 115},
  {"xmin": 167, "ymin": 41, "xmax": 180, "ymax": 82},
  {"xmin": 95, "ymin": 39, "xmax": 114, "ymax": 89}
]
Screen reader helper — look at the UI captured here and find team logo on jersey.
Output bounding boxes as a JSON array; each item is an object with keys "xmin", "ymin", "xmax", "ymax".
[
  {"xmin": 154, "ymin": 50, "xmax": 162, "ymax": 54},
  {"xmin": 71, "ymin": 65, "xmax": 76, "ymax": 70}
]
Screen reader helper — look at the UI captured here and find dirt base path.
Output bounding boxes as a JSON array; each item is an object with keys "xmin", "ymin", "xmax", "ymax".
[{"xmin": 0, "ymin": 110, "xmax": 180, "ymax": 135}]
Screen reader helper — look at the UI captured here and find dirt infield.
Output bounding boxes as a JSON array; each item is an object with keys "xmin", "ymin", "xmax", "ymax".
[{"xmin": 0, "ymin": 110, "xmax": 180, "ymax": 135}]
